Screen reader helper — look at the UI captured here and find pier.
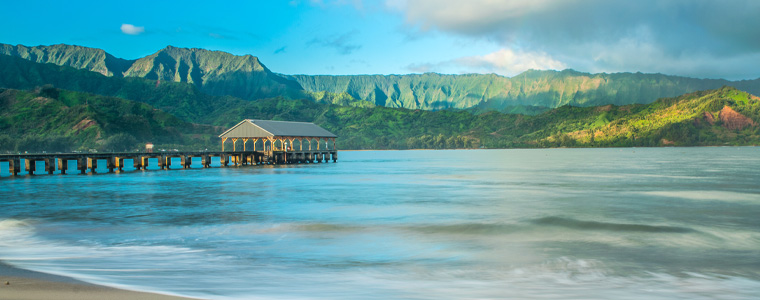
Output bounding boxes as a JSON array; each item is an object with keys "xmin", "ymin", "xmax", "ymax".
[
  {"xmin": 0, "ymin": 119, "xmax": 338, "ymax": 177},
  {"xmin": 0, "ymin": 149, "xmax": 338, "ymax": 176}
]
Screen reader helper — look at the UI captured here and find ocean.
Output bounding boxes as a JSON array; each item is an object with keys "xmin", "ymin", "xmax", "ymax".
[{"xmin": 1, "ymin": 148, "xmax": 759, "ymax": 299}]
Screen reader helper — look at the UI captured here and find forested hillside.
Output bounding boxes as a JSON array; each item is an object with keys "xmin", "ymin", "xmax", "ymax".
[
  {"xmin": 1, "ymin": 45, "xmax": 758, "ymax": 152},
  {"xmin": 4, "ymin": 43, "xmax": 760, "ymax": 113},
  {"xmin": 1, "ymin": 84, "xmax": 757, "ymax": 152},
  {"xmin": 289, "ymin": 70, "xmax": 760, "ymax": 111}
]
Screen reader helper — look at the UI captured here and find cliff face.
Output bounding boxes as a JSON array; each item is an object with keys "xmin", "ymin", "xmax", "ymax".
[
  {"xmin": 720, "ymin": 106, "xmax": 756, "ymax": 130},
  {"xmin": 0, "ymin": 43, "xmax": 133, "ymax": 77},
  {"xmin": 288, "ymin": 70, "xmax": 760, "ymax": 111},
  {"xmin": 122, "ymin": 46, "xmax": 305, "ymax": 100},
  {"xmin": 0, "ymin": 43, "xmax": 305, "ymax": 101},
  {"xmin": 3, "ymin": 43, "xmax": 760, "ymax": 112}
]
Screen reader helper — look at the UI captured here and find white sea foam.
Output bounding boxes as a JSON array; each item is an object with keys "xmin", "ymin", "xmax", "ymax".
[{"xmin": 640, "ymin": 190, "xmax": 760, "ymax": 204}]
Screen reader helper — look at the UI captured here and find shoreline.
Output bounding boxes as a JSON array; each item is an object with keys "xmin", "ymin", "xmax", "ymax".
[{"xmin": 0, "ymin": 262, "xmax": 201, "ymax": 300}]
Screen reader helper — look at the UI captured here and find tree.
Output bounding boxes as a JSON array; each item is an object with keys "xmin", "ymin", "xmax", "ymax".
[{"xmin": 100, "ymin": 133, "xmax": 138, "ymax": 152}]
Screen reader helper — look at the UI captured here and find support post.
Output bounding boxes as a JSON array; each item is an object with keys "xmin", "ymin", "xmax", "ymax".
[
  {"xmin": 222, "ymin": 137, "xmax": 227, "ymax": 152},
  {"xmin": 9, "ymin": 159, "xmax": 20, "ymax": 176},
  {"xmin": 24, "ymin": 159, "xmax": 35, "ymax": 175},
  {"xmin": 106, "ymin": 156, "xmax": 116, "ymax": 173},
  {"xmin": 45, "ymin": 158, "xmax": 55, "ymax": 174},
  {"xmin": 87, "ymin": 158, "xmax": 98, "ymax": 174},
  {"xmin": 134, "ymin": 157, "xmax": 143, "ymax": 170},
  {"xmin": 243, "ymin": 138, "xmax": 248, "ymax": 152},
  {"xmin": 202, "ymin": 155, "xmax": 211, "ymax": 168},
  {"xmin": 77, "ymin": 158, "xmax": 87, "ymax": 174},
  {"xmin": 115, "ymin": 157, "xmax": 125, "ymax": 172},
  {"xmin": 105, "ymin": 157, "xmax": 115, "ymax": 173},
  {"xmin": 232, "ymin": 138, "xmax": 238, "ymax": 152}
]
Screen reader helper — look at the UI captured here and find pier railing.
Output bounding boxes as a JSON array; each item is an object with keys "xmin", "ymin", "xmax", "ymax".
[{"xmin": 0, "ymin": 150, "xmax": 337, "ymax": 177}]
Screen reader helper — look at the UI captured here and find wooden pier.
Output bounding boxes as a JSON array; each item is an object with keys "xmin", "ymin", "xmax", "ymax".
[
  {"xmin": 0, "ymin": 149, "xmax": 338, "ymax": 176},
  {"xmin": 1, "ymin": 119, "xmax": 340, "ymax": 177}
]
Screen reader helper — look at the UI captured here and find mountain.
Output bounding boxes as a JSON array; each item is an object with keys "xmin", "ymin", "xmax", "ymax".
[
  {"xmin": 0, "ymin": 43, "xmax": 308, "ymax": 102},
  {"xmin": 487, "ymin": 86, "xmax": 760, "ymax": 147},
  {"xmin": 0, "ymin": 86, "xmax": 217, "ymax": 152},
  {"xmin": 2, "ymin": 83, "xmax": 758, "ymax": 152},
  {"xmin": 0, "ymin": 43, "xmax": 132, "ymax": 77},
  {"xmin": 0, "ymin": 44, "xmax": 758, "ymax": 151},
  {"xmin": 287, "ymin": 70, "xmax": 760, "ymax": 111},
  {"xmin": 3, "ymin": 43, "xmax": 760, "ymax": 113},
  {"xmin": 122, "ymin": 46, "xmax": 306, "ymax": 100}
]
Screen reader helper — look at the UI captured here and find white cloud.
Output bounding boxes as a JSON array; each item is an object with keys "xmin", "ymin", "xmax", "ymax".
[
  {"xmin": 120, "ymin": 24, "xmax": 145, "ymax": 35},
  {"xmin": 455, "ymin": 49, "xmax": 566, "ymax": 76},
  {"xmin": 388, "ymin": 0, "xmax": 760, "ymax": 79},
  {"xmin": 407, "ymin": 48, "xmax": 566, "ymax": 76}
]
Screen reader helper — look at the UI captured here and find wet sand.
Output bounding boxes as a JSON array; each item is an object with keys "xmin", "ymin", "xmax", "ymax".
[{"xmin": 0, "ymin": 262, "xmax": 200, "ymax": 300}]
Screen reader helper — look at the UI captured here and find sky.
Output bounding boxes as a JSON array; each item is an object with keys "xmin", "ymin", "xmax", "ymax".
[{"xmin": 1, "ymin": 0, "xmax": 759, "ymax": 80}]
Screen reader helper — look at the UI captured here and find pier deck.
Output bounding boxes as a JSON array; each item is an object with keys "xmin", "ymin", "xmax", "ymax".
[{"xmin": 0, "ymin": 150, "xmax": 337, "ymax": 177}]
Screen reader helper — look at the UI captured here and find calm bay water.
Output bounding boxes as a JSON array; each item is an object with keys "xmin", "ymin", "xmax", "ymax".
[{"xmin": 1, "ymin": 148, "xmax": 759, "ymax": 299}]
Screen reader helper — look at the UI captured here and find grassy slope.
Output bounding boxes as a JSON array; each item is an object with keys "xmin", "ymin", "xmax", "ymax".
[{"xmin": 512, "ymin": 86, "xmax": 760, "ymax": 147}]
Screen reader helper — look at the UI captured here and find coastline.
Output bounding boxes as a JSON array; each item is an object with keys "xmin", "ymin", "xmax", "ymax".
[{"xmin": 0, "ymin": 262, "xmax": 201, "ymax": 300}]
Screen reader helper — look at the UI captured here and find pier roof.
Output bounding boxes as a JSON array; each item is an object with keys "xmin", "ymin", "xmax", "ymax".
[{"xmin": 219, "ymin": 119, "xmax": 337, "ymax": 139}]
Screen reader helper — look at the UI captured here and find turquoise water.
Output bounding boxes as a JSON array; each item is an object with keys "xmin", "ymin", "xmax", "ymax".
[{"xmin": 1, "ymin": 148, "xmax": 759, "ymax": 299}]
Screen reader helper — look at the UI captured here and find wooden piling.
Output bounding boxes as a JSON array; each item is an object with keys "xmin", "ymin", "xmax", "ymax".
[
  {"xmin": 57, "ymin": 158, "xmax": 68, "ymax": 174},
  {"xmin": 45, "ymin": 158, "xmax": 55, "ymax": 174}
]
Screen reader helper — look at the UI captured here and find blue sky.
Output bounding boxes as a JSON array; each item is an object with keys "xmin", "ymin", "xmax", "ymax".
[{"xmin": 2, "ymin": 0, "xmax": 759, "ymax": 80}]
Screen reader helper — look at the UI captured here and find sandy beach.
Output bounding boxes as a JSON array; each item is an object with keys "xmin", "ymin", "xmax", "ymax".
[{"xmin": 0, "ymin": 262, "xmax": 200, "ymax": 300}]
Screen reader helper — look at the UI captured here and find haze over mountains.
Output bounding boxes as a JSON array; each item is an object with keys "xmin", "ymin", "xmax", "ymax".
[{"xmin": 3, "ymin": 43, "xmax": 760, "ymax": 113}]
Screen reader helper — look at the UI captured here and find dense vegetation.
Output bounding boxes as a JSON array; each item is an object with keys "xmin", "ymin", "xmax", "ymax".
[
  {"xmin": 1, "ymin": 83, "xmax": 758, "ymax": 153},
  {"xmin": 4, "ymin": 43, "xmax": 760, "ymax": 113},
  {"xmin": 1, "ymin": 45, "xmax": 758, "ymax": 152},
  {"xmin": 0, "ymin": 44, "xmax": 368, "ymax": 108},
  {"xmin": 0, "ymin": 86, "xmax": 218, "ymax": 152},
  {"xmin": 289, "ymin": 71, "xmax": 760, "ymax": 112}
]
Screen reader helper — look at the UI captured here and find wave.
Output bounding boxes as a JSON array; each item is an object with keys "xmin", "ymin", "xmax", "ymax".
[
  {"xmin": 408, "ymin": 223, "xmax": 522, "ymax": 235},
  {"xmin": 0, "ymin": 218, "xmax": 213, "ymax": 299},
  {"xmin": 639, "ymin": 190, "xmax": 760, "ymax": 204},
  {"xmin": 530, "ymin": 216, "xmax": 697, "ymax": 233},
  {"xmin": 404, "ymin": 217, "xmax": 697, "ymax": 236}
]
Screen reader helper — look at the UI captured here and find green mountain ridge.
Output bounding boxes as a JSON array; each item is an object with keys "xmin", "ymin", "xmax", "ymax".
[
  {"xmin": 1, "ymin": 81, "xmax": 758, "ymax": 152},
  {"xmin": 0, "ymin": 43, "xmax": 308, "ymax": 102},
  {"xmin": 0, "ymin": 44, "xmax": 758, "ymax": 151},
  {"xmin": 123, "ymin": 46, "xmax": 306, "ymax": 100},
  {"xmin": 0, "ymin": 43, "xmax": 133, "ymax": 77},
  {"xmin": 3, "ymin": 43, "xmax": 760, "ymax": 112},
  {"xmin": 287, "ymin": 70, "xmax": 760, "ymax": 111},
  {"xmin": 0, "ymin": 86, "xmax": 218, "ymax": 152}
]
